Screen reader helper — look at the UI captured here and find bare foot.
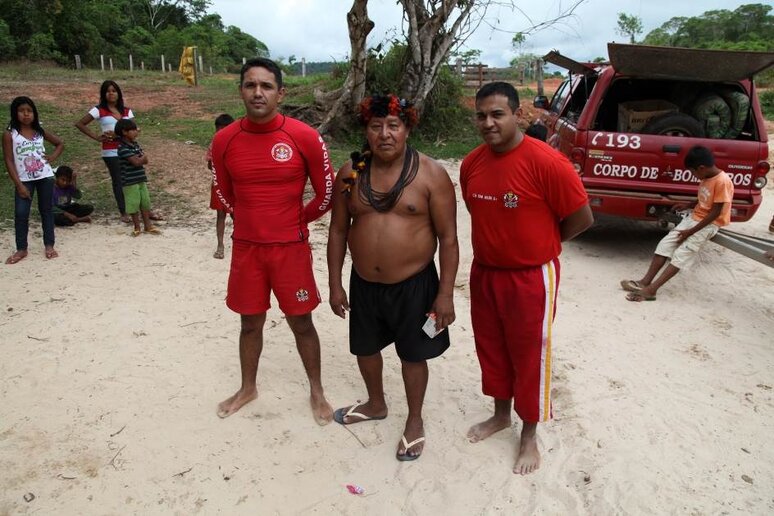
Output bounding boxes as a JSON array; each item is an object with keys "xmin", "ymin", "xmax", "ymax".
[
  {"xmin": 513, "ymin": 429, "xmax": 540, "ymax": 475},
  {"xmin": 5, "ymin": 250, "xmax": 28, "ymax": 264},
  {"xmin": 213, "ymin": 246, "xmax": 225, "ymax": 259},
  {"xmin": 467, "ymin": 414, "xmax": 512, "ymax": 443},
  {"xmin": 82, "ymin": 216, "xmax": 92, "ymax": 223},
  {"xmin": 310, "ymin": 392, "xmax": 334, "ymax": 426},
  {"xmin": 45, "ymin": 246, "xmax": 58, "ymax": 259},
  {"xmin": 396, "ymin": 417, "xmax": 425, "ymax": 460},
  {"xmin": 217, "ymin": 388, "xmax": 257, "ymax": 418}
]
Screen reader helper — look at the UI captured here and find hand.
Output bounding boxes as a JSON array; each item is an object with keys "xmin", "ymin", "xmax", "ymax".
[
  {"xmin": 15, "ymin": 183, "xmax": 30, "ymax": 199},
  {"xmin": 329, "ymin": 285, "xmax": 350, "ymax": 319},
  {"xmin": 430, "ymin": 294, "xmax": 455, "ymax": 331},
  {"xmin": 97, "ymin": 133, "xmax": 108, "ymax": 143},
  {"xmin": 676, "ymin": 229, "xmax": 692, "ymax": 242}
]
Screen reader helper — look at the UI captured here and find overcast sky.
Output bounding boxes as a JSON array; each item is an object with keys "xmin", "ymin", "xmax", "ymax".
[{"xmin": 209, "ymin": 0, "xmax": 764, "ymax": 67}]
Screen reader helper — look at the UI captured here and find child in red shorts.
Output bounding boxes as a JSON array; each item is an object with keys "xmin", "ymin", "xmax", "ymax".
[{"xmin": 207, "ymin": 114, "xmax": 234, "ymax": 259}]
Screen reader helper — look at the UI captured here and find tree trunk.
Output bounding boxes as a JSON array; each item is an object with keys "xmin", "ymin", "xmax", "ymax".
[
  {"xmin": 398, "ymin": 0, "xmax": 477, "ymax": 114},
  {"xmin": 318, "ymin": 0, "xmax": 373, "ymax": 135}
]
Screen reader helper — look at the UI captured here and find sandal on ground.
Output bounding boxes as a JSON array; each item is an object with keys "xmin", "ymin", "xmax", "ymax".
[
  {"xmin": 144, "ymin": 227, "xmax": 162, "ymax": 235},
  {"xmin": 333, "ymin": 402, "xmax": 387, "ymax": 425},
  {"xmin": 620, "ymin": 279, "xmax": 645, "ymax": 292},
  {"xmin": 213, "ymin": 248, "xmax": 225, "ymax": 259},
  {"xmin": 626, "ymin": 291, "xmax": 656, "ymax": 302},
  {"xmin": 396, "ymin": 435, "xmax": 425, "ymax": 462},
  {"xmin": 131, "ymin": 229, "xmax": 141, "ymax": 237}
]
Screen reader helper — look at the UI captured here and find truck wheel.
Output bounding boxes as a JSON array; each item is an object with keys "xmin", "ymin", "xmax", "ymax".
[{"xmin": 640, "ymin": 113, "xmax": 705, "ymax": 138}]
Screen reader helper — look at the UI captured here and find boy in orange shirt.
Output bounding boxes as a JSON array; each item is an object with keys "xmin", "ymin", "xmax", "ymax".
[{"xmin": 621, "ymin": 145, "xmax": 734, "ymax": 301}]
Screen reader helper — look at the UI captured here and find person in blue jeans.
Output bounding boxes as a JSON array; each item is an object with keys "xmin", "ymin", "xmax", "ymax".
[{"xmin": 3, "ymin": 96, "xmax": 64, "ymax": 264}]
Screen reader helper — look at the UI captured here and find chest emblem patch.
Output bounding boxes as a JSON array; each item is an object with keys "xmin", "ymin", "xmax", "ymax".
[
  {"xmin": 271, "ymin": 143, "xmax": 293, "ymax": 162},
  {"xmin": 503, "ymin": 191, "xmax": 519, "ymax": 208}
]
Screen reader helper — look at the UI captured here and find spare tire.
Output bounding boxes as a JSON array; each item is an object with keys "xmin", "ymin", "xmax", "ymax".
[
  {"xmin": 692, "ymin": 94, "xmax": 731, "ymax": 138},
  {"xmin": 720, "ymin": 90, "xmax": 750, "ymax": 139},
  {"xmin": 641, "ymin": 112, "xmax": 705, "ymax": 138}
]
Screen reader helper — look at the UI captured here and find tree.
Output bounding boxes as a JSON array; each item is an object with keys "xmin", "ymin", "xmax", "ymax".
[
  {"xmin": 318, "ymin": 0, "xmax": 373, "ymax": 135},
  {"xmin": 616, "ymin": 12, "xmax": 643, "ymax": 44},
  {"xmin": 142, "ymin": 0, "xmax": 211, "ymax": 32}
]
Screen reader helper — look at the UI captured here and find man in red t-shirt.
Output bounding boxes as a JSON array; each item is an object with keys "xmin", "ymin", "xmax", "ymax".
[
  {"xmin": 211, "ymin": 57, "xmax": 334, "ymax": 425},
  {"xmin": 460, "ymin": 82, "xmax": 593, "ymax": 474}
]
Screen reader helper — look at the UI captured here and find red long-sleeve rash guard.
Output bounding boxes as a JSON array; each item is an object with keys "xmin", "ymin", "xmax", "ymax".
[{"xmin": 211, "ymin": 114, "xmax": 334, "ymax": 244}]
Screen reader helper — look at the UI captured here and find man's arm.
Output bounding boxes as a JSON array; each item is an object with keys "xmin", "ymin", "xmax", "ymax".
[
  {"xmin": 211, "ymin": 133, "xmax": 234, "ymax": 214},
  {"xmin": 302, "ymin": 133, "xmax": 334, "ymax": 223},
  {"xmin": 427, "ymin": 160, "xmax": 459, "ymax": 331},
  {"xmin": 560, "ymin": 204, "xmax": 594, "ymax": 241},
  {"xmin": 677, "ymin": 202, "xmax": 724, "ymax": 241},
  {"xmin": 327, "ymin": 164, "xmax": 353, "ymax": 319}
]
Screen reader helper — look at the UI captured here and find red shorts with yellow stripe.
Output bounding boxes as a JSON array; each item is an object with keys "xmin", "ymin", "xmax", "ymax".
[
  {"xmin": 469, "ymin": 258, "xmax": 560, "ymax": 423},
  {"xmin": 226, "ymin": 240, "xmax": 320, "ymax": 316}
]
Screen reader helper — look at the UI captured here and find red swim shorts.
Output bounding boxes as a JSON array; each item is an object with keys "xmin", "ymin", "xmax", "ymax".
[{"xmin": 226, "ymin": 240, "xmax": 321, "ymax": 316}]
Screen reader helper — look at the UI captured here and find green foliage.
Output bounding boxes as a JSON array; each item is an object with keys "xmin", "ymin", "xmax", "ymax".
[
  {"xmin": 0, "ymin": 19, "xmax": 14, "ymax": 57},
  {"xmin": 759, "ymin": 90, "xmax": 774, "ymax": 119},
  {"xmin": 616, "ymin": 13, "xmax": 643, "ymax": 44},
  {"xmin": 0, "ymin": 0, "xmax": 268, "ymax": 70},
  {"xmin": 642, "ymin": 3, "xmax": 774, "ymax": 51}
]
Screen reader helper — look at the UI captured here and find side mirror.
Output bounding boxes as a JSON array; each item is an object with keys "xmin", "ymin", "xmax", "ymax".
[{"xmin": 533, "ymin": 96, "xmax": 549, "ymax": 109}]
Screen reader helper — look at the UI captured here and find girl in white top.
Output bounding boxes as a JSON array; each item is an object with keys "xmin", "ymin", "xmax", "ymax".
[
  {"xmin": 3, "ymin": 96, "xmax": 64, "ymax": 264},
  {"xmin": 75, "ymin": 80, "xmax": 134, "ymax": 222}
]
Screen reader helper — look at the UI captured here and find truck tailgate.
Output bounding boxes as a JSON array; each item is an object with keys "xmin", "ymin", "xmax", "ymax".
[{"xmin": 581, "ymin": 131, "xmax": 763, "ymax": 197}]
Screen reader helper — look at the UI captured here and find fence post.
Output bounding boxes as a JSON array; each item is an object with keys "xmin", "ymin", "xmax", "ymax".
[
  {"xmin": 168, "ymin": 63, "xmax": 172, "ymax": 72},
  {"xmin": 109, "ymin": 58, "xmax": 113, "ymax": 71},
  {"xmin": 301, "ymin": 57, "xmax": 306, "ymax": 77},
  {"xmin": 141, "ymin": 61, "xmax": 145, "ymax": 71},
  {"xmin": 100, "ymin": 55, "xmax": 105, "ymax": 71},
  {"xmin": 129, "ymin": 54, "xmax": 133, "ymax": 71},
  {"xmin": 477, "ymin": 63, "xmax": 484, "ymax": 89},
  {"xmin": 198, "ymin": 54, "xmax": 203, "ymax": 72},
  {"xmin": 74, "ymin": 55, "xmax": 82, "ymax": 70},
  {"xmin": 161, "ymin": 54, "xmax": 165, "ymax": 72},
  {"xmin": 455, "ymin": 58, "xmax": 462, "ymax": 76},
  {"xmin": 209, "ymin": 66, "xmax": 212, "ymax": 75},
  {"xmin": 535, "ymin": 59, "xmax": 544, "ymax": 96},
  {"xmin": 242, "ymin": 57, "xmax": 246, "ymax": 65}
]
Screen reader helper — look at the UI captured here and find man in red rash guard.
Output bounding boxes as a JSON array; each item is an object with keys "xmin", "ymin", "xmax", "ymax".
[
  {"xmin": 461, "ymin": 82, "xmax": 593, "ymax": 474},
  {"xmin": 211, "ymin": 57, "xmax": 335, "ymax": 425}
]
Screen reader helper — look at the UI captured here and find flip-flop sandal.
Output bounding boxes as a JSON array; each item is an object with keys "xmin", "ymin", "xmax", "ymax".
[
  {"xmin": 626, "ymin": 292, "xmax": 656, "ymax": 302},
  {"xmin": 396, "ymin": 435, "xmax": 425, "ymax": 461},
  {"xmin": 213, "ymin": 249, "xmax": 225, "ymax": 259},
  {"xmin": 144, "ymin": 227, "xmax": 162, "ymax": 235},
  {"xmin": 131, "ymin": 229, "xmax": 141, "ymax": 237},
  {"xmin": 620, "ymin": 279, "xmax": 644, "ymax": 292},
  {"xmin": 333, "ymin": 402, "xmax": 387, "ymax": 425}
]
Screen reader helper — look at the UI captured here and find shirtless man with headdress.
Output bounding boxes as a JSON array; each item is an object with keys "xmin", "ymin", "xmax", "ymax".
[{"xmin": 327, "ymin": 94, "xmax": 459, "ymax": 461}]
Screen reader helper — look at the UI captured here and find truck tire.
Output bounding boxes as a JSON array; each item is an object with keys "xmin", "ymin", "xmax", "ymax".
[
  {"xmin": 691, "ymin": 94, "xmax": 731, "ymax": 138},
  {"xmin": 720, "ymin": 90, "xmax": 750, "ymax": 139},
  {"xmin": 640, "ymin": 112, "xmax": 705, "ymax": 138}
]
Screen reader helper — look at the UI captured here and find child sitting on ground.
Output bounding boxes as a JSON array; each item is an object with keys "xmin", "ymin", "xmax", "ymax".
[
  {"xmin": 207, "ymin": 113, "xmax": 234, "ymax": 259},
  {"xmin": 114, "ymin": 118, "xmax": 161, "ymax": 237},
  {"xmin": 52, "ymin": 166, "xmax": 93, "ymax": 226}
]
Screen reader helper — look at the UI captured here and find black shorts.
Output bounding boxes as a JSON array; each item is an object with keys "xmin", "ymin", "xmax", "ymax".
[{"xmin": 349, "ymin": 262, "xmax": 450, "ymax": 362}]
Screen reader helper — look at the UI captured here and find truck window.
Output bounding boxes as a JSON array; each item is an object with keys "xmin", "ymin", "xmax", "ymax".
[{"xmin": 549, "ymin": 80, "xmax": 571, "ymax": 114}]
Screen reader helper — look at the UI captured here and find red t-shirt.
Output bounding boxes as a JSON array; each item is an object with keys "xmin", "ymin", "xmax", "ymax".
[
  {"xmin": 211, "ymin": 114, "xmax": 334, "ymax": 245},
  {"xmin": 460, "ymin": 136, "xmax": 588, "ymax": 268}
]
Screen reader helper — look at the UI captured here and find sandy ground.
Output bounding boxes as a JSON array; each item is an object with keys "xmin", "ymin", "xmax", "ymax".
[{"xmin": 1, "ymin": 160, "xmax": 773, "ymax": 516}]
